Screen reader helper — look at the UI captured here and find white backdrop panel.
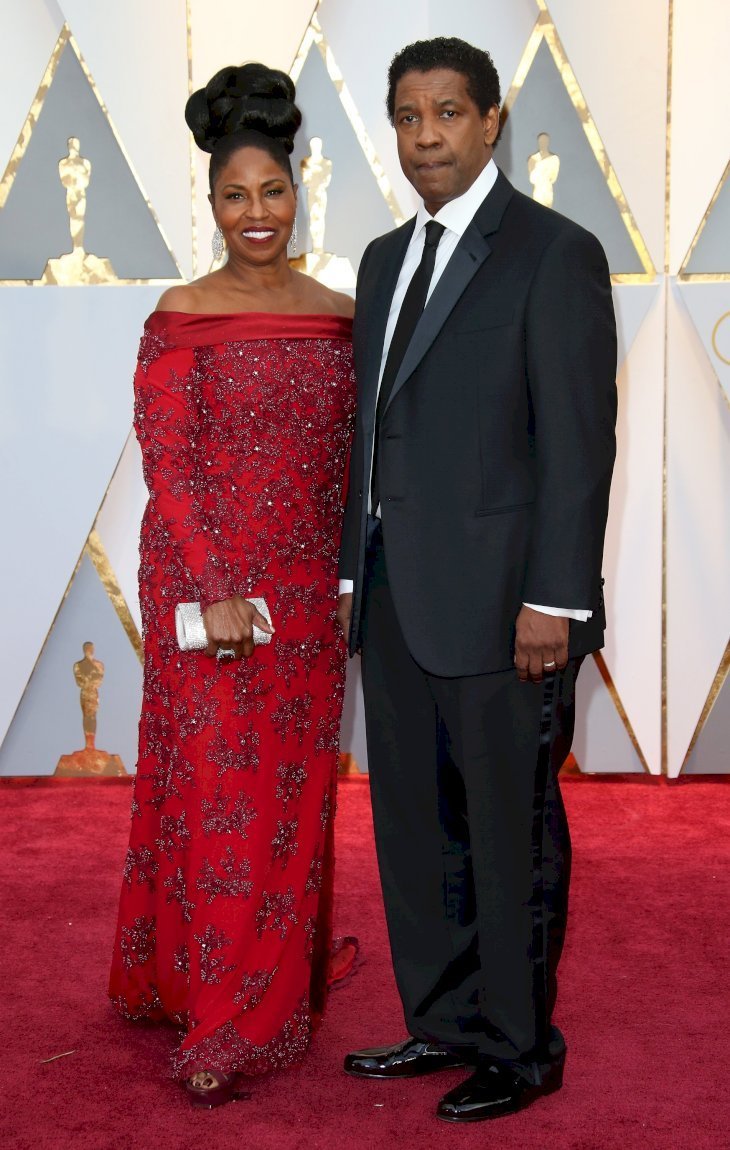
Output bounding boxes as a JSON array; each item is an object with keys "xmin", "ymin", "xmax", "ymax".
[
  {"xmin": 670, "ymin": 0, "xmax": 730, "ymax": 273},
  {"xmin": 666, "ymin": 285, "xmax": 730, "ymax": 775},
  {"xmin": 547, "ymin": 0, "xmax": 668, "ymax": 275},
  {"xmin": 601, "ymin": 288, "xmax": 665, "ymax": 773},
  {"xmin": 0, "ymin": 285, "xmax": 160, "ymax": 743},
  {"xmin": 0, "ymin": 0, "xmax": 63, "ymax": 177},
  {"xmin": 614, "ymin": 285, "xmax": 661, "ymax": 371},
  {"xmin": 678, "ymin": 284, "xmax": 730, "ymax": 405},
  {"xmin": 94, "ymin": 431, "xmax": 147, "ymax": 635}
]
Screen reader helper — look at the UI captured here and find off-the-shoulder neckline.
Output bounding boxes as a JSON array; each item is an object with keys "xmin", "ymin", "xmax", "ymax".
[{"xmin": 152, "ymin": 310, "xmax": 353, "ymax": 320}]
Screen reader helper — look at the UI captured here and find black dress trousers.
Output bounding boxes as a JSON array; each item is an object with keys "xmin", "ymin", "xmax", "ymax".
[{"xmin": 360, "ymin": 520, "xmax": 581, "ymax": 1064}]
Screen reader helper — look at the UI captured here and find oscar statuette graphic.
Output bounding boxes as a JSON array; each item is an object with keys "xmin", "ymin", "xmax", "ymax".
[
  {"xmin": 290, "ymin": 135, "xmax": 355, "ymax": 289},
  {"xmin": 41, "ymin": 137, "xmax": 116, "ymax": 284},
  {"xmin": 528, "ymin": 132, "xmax": 560, "ymax": 208},
  {"xmin": 55, "ymin": 641, "xmax": 127, "ymax": 776}
]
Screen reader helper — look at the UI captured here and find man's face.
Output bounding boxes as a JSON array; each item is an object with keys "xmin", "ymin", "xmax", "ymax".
[{"xmin": 393, "ymin": 69, "xmax": 500, "ymax": 214}]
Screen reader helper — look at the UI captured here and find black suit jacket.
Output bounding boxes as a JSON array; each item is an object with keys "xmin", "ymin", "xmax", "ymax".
[{"xmin": 340, "ymin": 170, "xmax": 617, "ymax": 677}]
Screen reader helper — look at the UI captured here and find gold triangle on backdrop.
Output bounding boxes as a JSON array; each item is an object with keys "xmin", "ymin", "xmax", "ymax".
[
  {"xmin": 290, "ymin": 12, "xmax": 404, "ymax": 225},
  {"xmin": 208, "ymin": 10, "xmax": 404, "ymax": 275},
  {"xmin": 678, "ymin": 159, "xmax": 730, "ymax": 282},
  {"xmin": 591, "ymin": 652, "xmax": 651, "ymax": 774},
  {"xmin": 0, "ymin": 22, "xmax": 182, "ymax": 284},
  {"xmin": 501, "ymin": 1, "xmax": 655, "ymax": 284},
  {"xmin": 680, "ymin": 641, "xmax": 730, "ymax": 773},
  {"xmin": 1, "ymin": 432, "xmax": 143, "ymax": 763}
]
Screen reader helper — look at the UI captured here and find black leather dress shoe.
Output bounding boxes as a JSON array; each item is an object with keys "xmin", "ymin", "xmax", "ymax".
[
  {"xmin": 344, "ymin": 1037, "xmax": 467, "ymax": 1079},
  {"xmin": 436, "ymin": 1052, "xmax": 565, "ymax": 1122}
]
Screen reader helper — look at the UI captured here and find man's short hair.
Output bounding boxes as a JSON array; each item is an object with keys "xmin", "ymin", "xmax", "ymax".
[{"xmin": 386, "ymin": 37, "xmax": 502, "ymax": 130}]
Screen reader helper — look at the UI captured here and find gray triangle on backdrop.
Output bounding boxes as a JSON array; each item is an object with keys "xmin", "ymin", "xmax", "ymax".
[
  {"xmin": 0, "ymin": 555, "xmax": 142, "ymax": 776},
  {"xmin": 290, "ymin": 43, "xmax": 398, "ymax": 275},
  {"xmin": 572, "ymin": 654, "xmax": 647, "ymax": 774},
  {"xmin": 613, "ymin": 284, "xmax": 660, "ymax": 371},
  {"xmin": 684, "ymin": 166, "xmax": 730, "ymax": 275},
  {"xmin": 682, "ymin": 661, "xmax": 730, "ymax": 774},
  {"xmin": 499, "ymin": 39, "xmax": 643, "ymax": 276},
  {"xmin": 0, "ymin": 38, "xmax": 180, "ymax": 281}
]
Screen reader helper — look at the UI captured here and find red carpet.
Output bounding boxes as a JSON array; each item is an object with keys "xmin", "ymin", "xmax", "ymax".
[{"xmin": 1, "ymin": 775, "xmax": 727, "ymax": 1150}]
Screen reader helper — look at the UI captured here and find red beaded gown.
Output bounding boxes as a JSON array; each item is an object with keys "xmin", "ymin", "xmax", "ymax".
[{"xmin": 109, "ymin": 311, "xmax": 356, "ymax": 1079}]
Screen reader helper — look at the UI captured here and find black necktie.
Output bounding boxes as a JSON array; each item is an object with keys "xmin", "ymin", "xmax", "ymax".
[{"xmin": 371, "ymin": 219, "xmax": 446, "ymax": 512}]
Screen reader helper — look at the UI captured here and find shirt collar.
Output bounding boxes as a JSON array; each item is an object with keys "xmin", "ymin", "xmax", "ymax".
[{"xmin": 411, "ymin": 157, "xmax": 499, "ymax": 244}]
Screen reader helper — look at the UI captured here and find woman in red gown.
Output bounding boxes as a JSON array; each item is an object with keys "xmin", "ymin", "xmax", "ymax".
[{"xmin": 108, "ymin": 64, "xmax": 356, "ymax": 1107}]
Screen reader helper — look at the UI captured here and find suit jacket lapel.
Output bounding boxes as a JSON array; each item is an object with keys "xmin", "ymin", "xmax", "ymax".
[
  {"xmin": 359, "ymin": 221, "xmax": 414, "ymax": 429},
  {"xmin": 384, "ymin": 170, "xmax": 514, "ymax": 414}
]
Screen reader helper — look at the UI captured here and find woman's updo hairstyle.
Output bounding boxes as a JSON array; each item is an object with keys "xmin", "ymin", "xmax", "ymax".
[{"xmin": 185, "ymin": 62, "xmax": 302, "ymax": 191}]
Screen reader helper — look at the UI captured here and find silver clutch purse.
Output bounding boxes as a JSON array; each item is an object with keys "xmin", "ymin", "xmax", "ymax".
[{"xmin": 175, "ymin": 597, "xmax": 273, "ymax": 660}]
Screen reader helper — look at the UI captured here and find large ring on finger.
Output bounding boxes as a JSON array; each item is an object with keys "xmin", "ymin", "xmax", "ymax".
[
  {"xmin": 216, "ymin": 647, "xmax": 236, "ymax": 662},
  {"xmin": 543, "ymin": 660, "xmax": 556, "ymax": 669}
]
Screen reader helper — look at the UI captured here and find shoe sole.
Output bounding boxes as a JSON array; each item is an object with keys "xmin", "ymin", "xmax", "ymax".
[{"xmin": 344, "ymin": 1062, "xmax": 467, "ymax": 1080}]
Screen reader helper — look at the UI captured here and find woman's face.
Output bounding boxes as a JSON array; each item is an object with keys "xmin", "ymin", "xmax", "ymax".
[{"xmin": 210, "ymin": 146, "xmax": 297, "ymax": 266}]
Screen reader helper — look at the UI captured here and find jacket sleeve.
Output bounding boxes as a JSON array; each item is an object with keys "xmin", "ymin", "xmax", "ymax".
[
  {"xmin": 521, "ymin": 225, "xmax": 617, "ymax": 608},
  {"xmin": 133, "ymin": 337, "xmax": 236, "ymax": 610}
]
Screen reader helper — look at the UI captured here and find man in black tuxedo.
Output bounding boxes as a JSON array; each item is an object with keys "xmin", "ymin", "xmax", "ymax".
[{"xmin": 337, "ymin": 38, "xmax": 617, "ymax": 1122}]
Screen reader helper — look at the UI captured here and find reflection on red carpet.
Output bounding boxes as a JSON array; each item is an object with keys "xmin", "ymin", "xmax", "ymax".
[{"xmin": 0, "ymin": 775, "xmax": 727, "ymax": 1149}]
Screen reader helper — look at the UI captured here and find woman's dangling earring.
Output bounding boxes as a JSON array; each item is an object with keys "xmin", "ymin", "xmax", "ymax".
[
  {"xmin": 212, "ymin": 225, "xmax": 224, "ymax": 262},
  {"xmin": 288, "ymin": 219, "xmax": 298, "ymax": 258}
]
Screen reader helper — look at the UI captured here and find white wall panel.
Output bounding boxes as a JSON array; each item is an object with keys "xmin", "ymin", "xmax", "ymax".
[
  {"xmin": 94, "ymin": 432, "xmax": 147, "ymax": 634},
  {"xmin": 0, "ymin": 0, "xmax": 63, "ymax": 173},
  {"xmin": 670, "ymin": 0, "xmax": 730, "ymax": 273},
  {"xmin": 601, "ymin": 288, "xmax": 666, "ymax": 772},
  {"xmin": 548, "ymin": 0, "xmax": 668, "ymax": 275},
  {"xmin": 666, "ymin": 286, "xmax": 730, "ymax": 774},
  {"xmin": 0, "ymin": 286, "xmax": 159, "ymax": 742},
  {"xmin": 614, "ymin": 284, "xmax": 661, "ymax": 370}
]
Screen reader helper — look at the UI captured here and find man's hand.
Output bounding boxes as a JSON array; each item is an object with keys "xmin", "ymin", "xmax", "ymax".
[
  {"xmin": 514, "ymin": 605, "xmax": 569, "ymax": 683},
  {"xmin": 202, "ymin": 595, "xmax": 274, "ymax": 660},
  {"xmin": 336, "ymin": 592, "xmax": 353, "ymax": 640}
]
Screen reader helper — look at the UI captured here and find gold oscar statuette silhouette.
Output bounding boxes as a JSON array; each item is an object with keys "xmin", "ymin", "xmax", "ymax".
[
  {"xmin": 290, "ymin": 136, "xmax": 355, "ymax": 290},
  {"xmin": 528, "ymin": 132, "xmax": 560, "ymax": 209},
  {"xmin": 41, "ymin": 137, "xmax": 116, "ymax": 284},
  {"xmin": 55, "ymin": 641, "xmax": 127, "ymax": 776}
]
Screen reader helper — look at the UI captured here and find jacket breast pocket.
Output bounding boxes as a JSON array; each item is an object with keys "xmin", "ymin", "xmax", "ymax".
[
  {"xmin": 451, "ymin": 306, "xmax": 515, "ymax": 335},
  {"xmin": 474, "ymin": 500, "xmax": 534, "ymax": 518}
]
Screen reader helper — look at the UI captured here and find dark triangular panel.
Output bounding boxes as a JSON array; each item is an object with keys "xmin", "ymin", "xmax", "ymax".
[
  {"xmin": 291, "ymin": 43, "xmax": 397, "ymax": 272},
  {"xmin": 0, "ymin": 555, "xmax": 142, "ymax": 777},
  {"xmin": 683, "ymin": 664, "xmax": 730, "ymax": 774},
  {"xmin": 572, "ymin": 654, "xmax": 647, "ymax": 774},
  {"xmin": 685, "ymin": 167, "xmax": 730, "ymax": 275},
  {"xmin": 499, "ymin": 39, "xmax": 643, "ymax": 275},
  {"xmin": 0, "ymin": 38, "xmax": 179, "ymax": 280}
]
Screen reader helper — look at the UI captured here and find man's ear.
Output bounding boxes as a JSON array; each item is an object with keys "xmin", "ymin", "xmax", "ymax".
[{"xmin": 483, "ymin": 105, "xmax": 500, "ymax": 147}]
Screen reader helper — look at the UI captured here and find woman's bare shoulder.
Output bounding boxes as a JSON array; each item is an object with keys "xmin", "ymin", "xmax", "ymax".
[
  {"xmin": 155, "ymin": 277, "xmax": 218, "ymax": 313},
  {"xmin": 296, "ymin": 274, "xmax": 355, "ymax": 318},
  {"xmin": 328, "ymin": 288, "xmax": 355, "ymax": 319}
]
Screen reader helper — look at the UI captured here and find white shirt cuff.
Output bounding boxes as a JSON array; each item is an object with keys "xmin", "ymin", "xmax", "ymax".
[
  {"xmin": 339, "ymin": 579, "xmax": 354, "ymax": 595},
  {"xmin": 524, "ymin": 602, "xmax": 592, "ymax": 622}
]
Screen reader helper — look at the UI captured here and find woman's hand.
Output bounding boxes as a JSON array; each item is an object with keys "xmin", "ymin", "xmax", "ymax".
[{"xmin": 202, "ymin": 595, "xmax": 274, "ymax": 660}]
